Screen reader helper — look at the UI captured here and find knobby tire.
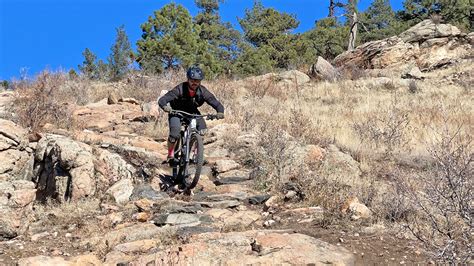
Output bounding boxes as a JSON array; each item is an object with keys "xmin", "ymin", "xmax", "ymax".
[{"xmin": 183, "ymin": 133, "xmax": 204, "ymax": 190}]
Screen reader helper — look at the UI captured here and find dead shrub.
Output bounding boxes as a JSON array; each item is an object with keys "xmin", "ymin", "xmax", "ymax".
[
  {"xmin": 381, "ymin": 80, "xmax": 397, "ymax": 91},
  {"xmin": 246, "ymin": 117, "xmax": 299, "ymax": 191},
  {"xmin": 287, "ymin": 108, "xmax": 331, "ymax": 146},
  {"xmin": 353, "ymin": 97, "xmax": 411, "ymax": 157},
  {"xmin": 244, "ymin": 76, "xmax": 276, "ymax": 99},
  {"xmin": 339, "ymin": 64, "xmax": 367, "ymax": 80},
  {"xmin": 11, "ymin": 71, "xmax": 75, "ymax": 131},
  {"xmin": 123, "ymin": 76, "xmax": 164, "ymax": 102},
  {"xmin": 396, "ymin": 118, "xmax": 472, "ymax": 262}
]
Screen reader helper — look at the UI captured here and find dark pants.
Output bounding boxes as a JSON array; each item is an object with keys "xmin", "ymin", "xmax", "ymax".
[{"xmin": 168, "ymin": 115, "xmax": 206, "ymax": 142}]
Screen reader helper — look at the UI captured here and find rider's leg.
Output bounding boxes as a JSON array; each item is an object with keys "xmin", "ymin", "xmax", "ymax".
[
  {"xmin": 196, "ymin": 117, "xmax": 207, "ymax": 136},
  {"xmin": 168, "ymin": 116, "xmax": 181, "ymax": 160}
]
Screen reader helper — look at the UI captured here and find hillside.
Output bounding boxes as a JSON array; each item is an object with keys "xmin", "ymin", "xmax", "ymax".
[{"xmin": 0, "ymin": 20, "xmax": 472, "ymax": 265}]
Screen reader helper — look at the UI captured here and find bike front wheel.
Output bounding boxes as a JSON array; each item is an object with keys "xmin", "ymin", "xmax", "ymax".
[{"xmin": 183, "ymin": 133, "xmax": 204, "ymax": 190}]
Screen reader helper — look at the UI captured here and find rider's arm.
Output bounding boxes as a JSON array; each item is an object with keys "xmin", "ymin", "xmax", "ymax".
[
  {"xmin": 158, "ymin": 85, "xmax": 181, "ymax": 110},
  {"xmin": 201, "ymin": 87, "xmax": 224, "ymax": 113}
]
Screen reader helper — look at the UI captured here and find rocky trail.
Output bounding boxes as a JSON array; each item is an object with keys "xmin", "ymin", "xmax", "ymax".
[{"xmin": 0, "ymin": 92, "xmax": 428, "ymax": 265}]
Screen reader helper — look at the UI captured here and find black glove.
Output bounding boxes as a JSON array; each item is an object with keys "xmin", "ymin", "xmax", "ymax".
[
  {"xmin": 216, "ymin": 113, "xmax": 224, "ymax": 119},
  {"xmin": 163, "ymin": 106, "xmax": 172, "ymax": 113}
]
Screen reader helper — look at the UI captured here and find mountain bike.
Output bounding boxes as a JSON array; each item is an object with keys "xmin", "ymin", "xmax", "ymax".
[{"xmin": 167, "ymin": 110, "xmax": 217, "ymax": 191}]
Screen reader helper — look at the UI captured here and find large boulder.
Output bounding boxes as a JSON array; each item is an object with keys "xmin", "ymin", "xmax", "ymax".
[
  {"xmin": 34, "ymin": 134, "xmax": 96, "ymax": 201},
  {"xmin": 0, "ymin": 119, "xmax": 34, "ymax": 181},
  {"xmin": 398, "ymin": 19, "xmax": 461, "ymax": 43},
  {"xmin": 311, "ymin": 56, "xmax": 340, "ymax": 81},
  {"xmin": 0, "ymin": 180, "xmax": 36, "ymax": 240},
  {"xmin": 334, "ymin": 20, "xmax": 473, "ymax": 71},
  {"xmin": 318, "ymin": 145, "xmax": 362, "ymax": 187},
  {"xmin": 277, "ymin": 70, "xmax": 311, "ymax": 85}
]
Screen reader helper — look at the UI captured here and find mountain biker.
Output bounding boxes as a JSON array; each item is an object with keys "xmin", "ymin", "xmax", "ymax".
[{"xmin": 158, "ymin": 65, "xmax": 224, "ymax": 161}]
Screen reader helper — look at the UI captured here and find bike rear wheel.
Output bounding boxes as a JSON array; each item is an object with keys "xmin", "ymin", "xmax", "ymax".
[{"xmin": 183, "ymin": 133, "xmax": 204, "ymax": 189}]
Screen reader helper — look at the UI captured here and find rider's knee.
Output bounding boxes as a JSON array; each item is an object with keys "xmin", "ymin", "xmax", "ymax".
[{"xmin": 198, "ymin": 129, "xmax": 207, "ymax": 136}]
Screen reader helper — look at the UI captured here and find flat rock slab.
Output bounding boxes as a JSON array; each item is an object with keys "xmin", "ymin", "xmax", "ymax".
[
  {"xmin": 153, "ymin": 213, "xmax": 212, "ymax": 227},
  {"xmin": 213, "ymin": 176, "xmax": 251, "ymax": 185},
  {"xmin": 130, "ymin": 184, "xmax": 169, "ymax": 201},
  {"xmin": 205, "ymin": 209, "xmax": 261, "ymax": 228},
  {"xmin": 96, "ymin": 223, "xmax": 172, "ymax": 248},
  {"xmin": 130, "ymin": 230, "xmax": 355, "ymax": 265},
  {"xmin": 204, "ymin": 191, "xmax": 250, "ymax": 202},
  {"xmin": 18, "ymin": 254, "xmax": 101, "ymax": 266}
]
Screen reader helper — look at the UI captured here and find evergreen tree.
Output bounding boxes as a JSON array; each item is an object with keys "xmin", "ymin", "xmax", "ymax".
[
  {"xmin": 97, "ymin": 59, "xmax": 110, "ymax": 81},
  {"xmin": 304, "ymin": 18, "xmax": 347, "ymax": 60},
  {"xmin": 232, "ymin": 43, "xmax": 273, "ymax": 76},
  {"xmin": 194, "ymin": 0, "xmax": 241, "ymax": 77},
  {"xmin": 108, "ymin": 25, "xmax": 133, "ymax": 81},
  {"xmin": 136, "ymin": 3, "xmax": 201, "ymax": 74},
  {"xmin": 1, "ymin": 80, "xmax": 9, "ymax": 90},
  {"xmin": 78, "ymin": 48, "xmax": 98, "ymax": 79},
  {"xmin": 239, "ymin": 1, "xmax": 299, "ymax": 47},
  {"xmin": 400, "ymin": 0, "xmax": 472, "ymax": 31},
  {"xmin": 68, "ymin": 69, "xmax": 78, "ymax": 79},
  {"xmin": 238, "ymin": 0, "xmax": 300, "ymax": 70},
  {"xmin": 360, "ymin": 0, "xmax": 401, "ymax": 42}
]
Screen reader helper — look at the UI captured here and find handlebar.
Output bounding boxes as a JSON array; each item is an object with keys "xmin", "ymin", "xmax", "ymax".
[{"xmin": 169, "ymin": 110, "xmax": 219, "ymax": 120}]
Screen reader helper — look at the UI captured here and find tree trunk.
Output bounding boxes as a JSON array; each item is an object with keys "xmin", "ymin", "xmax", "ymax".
[
  {"xmin": 347, "ymin": 12, "xmax": 358, "ymax": 51},
  {"xmin": 329, "ymin": 0, "xmax": 335, "ymax": 17}
]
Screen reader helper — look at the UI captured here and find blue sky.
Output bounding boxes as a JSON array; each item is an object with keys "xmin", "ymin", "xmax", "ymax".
[{"xmin": 0, "ymin": 0, "xmax": 404, "ymax": 81}]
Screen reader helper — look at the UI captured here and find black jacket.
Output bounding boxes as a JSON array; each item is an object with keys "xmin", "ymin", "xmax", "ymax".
[{"xmin": 158, "ymin": 82, "xmax": 224, "ymax": 114}]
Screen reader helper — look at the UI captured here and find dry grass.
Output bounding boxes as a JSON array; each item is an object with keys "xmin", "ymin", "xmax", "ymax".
[
  {"xmin": 32, "ymin": 198, "xmax": 102, "ymax": 235},
  {"xmin": 207, "ymin": 64, "xmax": 471, "ymax": 262}
]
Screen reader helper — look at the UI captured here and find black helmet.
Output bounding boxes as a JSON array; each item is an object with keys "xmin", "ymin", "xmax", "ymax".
[{"xmin": 186, "ymin": 66, "xmax": 204, "ymax": 80}]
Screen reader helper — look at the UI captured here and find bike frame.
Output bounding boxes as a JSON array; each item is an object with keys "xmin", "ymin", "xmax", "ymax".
[
  {"xmin": 170, "ymin": 110, "xmax": 216, "ymax": 184},
  {"xmin": 180, "ymin": 118, "xmax": 197, "ymax": 176}
]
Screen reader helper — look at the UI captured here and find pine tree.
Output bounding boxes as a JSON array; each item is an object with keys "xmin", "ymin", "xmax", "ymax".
[
  {"xmin": 232, "ymin": 43, "xmax": 273, "ymax": 76},
  {"xmin": 136, "ymin": 3, "xmax": 201, "ymax": 74},
  {"xmin": 97, "ymin": 59, "xmax": 110, "ymax": 81},
  {"xmin": 108, "ymin": 25, "xmax": 133, "ymax": 81},
  {"xmin": 78, "ymin": 48, "xmax": 98, "ymax": 79},
  {"xmin": 304, "ymin": 18, "xmax": 347, "ymax": 60},
  {"xmin": 400, "ymin": 0, "xmax": 472, "ymax": 31},
  {"xmin": 194, "ymin": 0, "xmax": 241, "ymax": 77},
  {"xmin": 360, "ymin": 0, "xmax": 401, "ymax": 43},
  {"xmin": 238, "ymin": 0, "xmax": 300, "ymax": 70}
]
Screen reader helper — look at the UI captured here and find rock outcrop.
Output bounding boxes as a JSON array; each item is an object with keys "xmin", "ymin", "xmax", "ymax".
[
  {"xmin": 334, "ymin": 20, "xmax": 473, "ymax": 71},
  {"xmin": 34, "ymin": 134, "xmax": 96, "ymax": 201},
  {"xmin": 0, "ymin": 119, "xmax": 34, "ymax": 181},
  {"xmin": 0, "ymin": 180, "xmax": 36, "ymax": 240},
  {"xmin": 73, "ymin": 99, "xmax": 156, "ymax": 132}
]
